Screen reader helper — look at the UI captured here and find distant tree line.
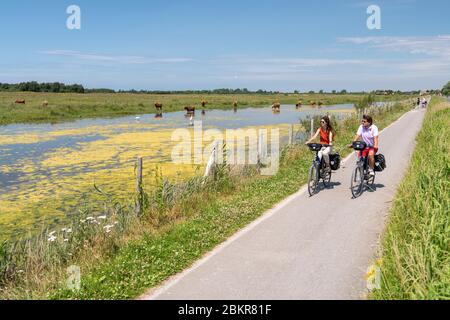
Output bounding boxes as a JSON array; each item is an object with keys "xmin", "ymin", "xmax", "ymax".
[
  {"xmin": 1, "ymin": 81, "xmax": 443, "ymax": 95},
  {"xmin": 0, "ymin": 82, "xmax": 85, "ymax": 93},
  {"xmin": 115, "ymin": 88, "xmax": 280, "ymax": 95}
]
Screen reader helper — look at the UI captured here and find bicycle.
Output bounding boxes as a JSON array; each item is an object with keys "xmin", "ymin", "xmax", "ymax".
[
  {"xmin": 349, "ymin": 141, "xmax": 376, "ymax": 198},
  {"xmin": 307, "ymin": 143, "xmax": 332, "ymax": 197}
]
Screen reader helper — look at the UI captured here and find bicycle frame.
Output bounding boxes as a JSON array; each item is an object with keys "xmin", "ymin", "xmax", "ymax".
[
  {"xmin": 308, "ymin": 145, "xmax": 332, "ymax": 197},
  {"xmin": 357, "ymin": 151, "xmax": 369, "ymax": 172}
]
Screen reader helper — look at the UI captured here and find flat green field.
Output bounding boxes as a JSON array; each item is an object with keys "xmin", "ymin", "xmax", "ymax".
[{"xmin": 0, "ymin": 92, "xmax": 411, "ymax": 125}]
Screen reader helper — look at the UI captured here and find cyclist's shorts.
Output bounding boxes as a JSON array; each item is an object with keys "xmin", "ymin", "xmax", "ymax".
[{"xmin": 360, "ymin": 147, "xmax": 377, "ymax": 158}]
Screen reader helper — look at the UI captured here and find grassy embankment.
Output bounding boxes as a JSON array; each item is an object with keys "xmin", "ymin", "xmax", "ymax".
[
  {"xmin": 0, "ymin": 100, "xmax": 412, "ymax": 300},
  {"xmin": 0, "ymin": 92, "xmax": 411, "ymax": 125},
  {"xmin": 372, "ymin": 98, "xmax": 449, "ymax": 300}
]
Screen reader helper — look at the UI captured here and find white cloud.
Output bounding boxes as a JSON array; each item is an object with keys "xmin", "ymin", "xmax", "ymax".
[
  {"xmin": 338, "ymin": 35, "xmax": 450, "ymax": 57},
  {"xmin": 337, "ymin": 35, "xmax": 450, "ymax": 78},
  {"xmin": 212, "ymin": 57, "xmax": 373, "ymax": 67},
  {"xmin": 41, "ymin": 50, "xmax": 193, "ymax": 64}
]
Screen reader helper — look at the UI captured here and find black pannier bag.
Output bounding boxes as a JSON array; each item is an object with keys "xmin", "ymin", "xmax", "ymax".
[
  {"xmin": 375, "ymin": 154, "xmax": 387, "ymax": 172},
  {"xmin": 329, "ymin": 153, "xmax": 341, "ymax": 171}
]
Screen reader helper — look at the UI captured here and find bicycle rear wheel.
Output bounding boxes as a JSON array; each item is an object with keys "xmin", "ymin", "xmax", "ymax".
[
  {"xmin": 308, "ymin": 163, "xmax": 320, "ymax": 197},
  {"xmin": 351, "ymin": 165, "xmax": 364, "ymax": 198}
]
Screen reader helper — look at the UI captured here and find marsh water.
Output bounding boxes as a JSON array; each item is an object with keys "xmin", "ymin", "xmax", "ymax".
[{"xmin": 0, "ymin": 104, "xmax": 353, "ymax": 240}]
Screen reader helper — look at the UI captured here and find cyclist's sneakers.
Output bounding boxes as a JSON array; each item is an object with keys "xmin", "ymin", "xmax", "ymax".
[{"xmin": 369, "ymin": 169, "xmax": 375, "ymax": 177}]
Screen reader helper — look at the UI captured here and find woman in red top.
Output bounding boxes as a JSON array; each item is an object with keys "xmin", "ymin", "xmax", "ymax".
[{"xmin": 305, "ymin": 116, "xmax": 334, "ymax": 172}]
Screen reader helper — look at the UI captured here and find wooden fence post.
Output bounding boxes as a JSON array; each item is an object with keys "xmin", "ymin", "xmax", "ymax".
[
  {"xmin": 258, "ymin": 129, "xmax": 267, "ymax": 169},
  {"xmin": 289, "ymin": 124, "xmax": 294, "ymax": 145},
  {"xmin": 136, "ymin": 157, "xmax": 143, "ymax": 216},
  {"xmin": 204, "ymin": 141, "xmax": 219, "ymax": 179}
]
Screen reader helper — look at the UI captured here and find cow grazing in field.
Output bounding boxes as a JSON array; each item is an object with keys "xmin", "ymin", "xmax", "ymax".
[
  {"xmin": 296, "ymin": 101, "xmax": 302, "ymax": 109},
  {"xmin": 318, "ymin": 101, "xmax": 323, "ymax": 107},
  {"xmin": 42, "ymin": 101, "xmax": 49, "ymax": 107},
  {"xmin": 233, "ymin": 101, "xmax": 238, "ymax": 108},
  {"xmin": 15, "ymin": 100, "xmax": 26, "ymax": 104},
  {"xmin": 310, "ymin": 101, "xmax": 317, "ymax": 106},
  {"xmin": 201, "ymin": 100, "xmax": 208, "ymax": 108},
  {"xmin": 155, "ymin": 102, "xmax": 163, "ymax": 112}
]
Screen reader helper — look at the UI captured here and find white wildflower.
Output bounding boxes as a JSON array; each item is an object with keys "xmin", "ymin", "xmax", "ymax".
[
  {"xmin": 48, "ymin": 235, "xmax": 57, "ymax": 242},
  {"xmin": 98, "ymin": 215, "xmax": 107, "ymax": 220},
  {"xmin": 48, "ymin": 231, "xmax": 56, "ymax": 237},
  {"xmin": 103, "ymin": 225, "xmax": 114, "ymax": 234}
]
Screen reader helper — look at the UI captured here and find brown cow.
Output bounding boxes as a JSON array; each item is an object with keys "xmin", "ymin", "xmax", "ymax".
[
  {"xmin": 272, "ymin": 102, "xmax": 281, "ymax": 111},
  {"xmin": 318, "ymin": 101, "xmax": 323, "ymax": 107},
  {"xmin": 295, "ymin": 101, "xmax": 302, "ymax": 109},
  {"xmin": 233, "ymin": 101, "xmax": 238, "ymax": 108},
  {"xmin": 184, "ymin": 106, "xmax": 196, "ymax": 114},
  {"xmin": 42, "ymin": 101, "xmax": 49, "ymax": 107},
  {"xmin": 201, "ymin": 100, "xmax": 208, "ymax": 108},
  {"xmin": 15, "ymin": 100, "xmax": 25, "ymax": 104},
  {"xmin": 155, "ymin": 102, "xmax": 163, "ymax": 112}
]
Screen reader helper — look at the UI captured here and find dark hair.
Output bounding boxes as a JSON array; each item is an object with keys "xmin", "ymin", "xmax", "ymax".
[
  {"xmin": 321, "ymin": 116, "xmax": 333, "ymax": 134},
  {"xmin": 363, "ymin": 115, "xmax": 373, "ymax": 125}
]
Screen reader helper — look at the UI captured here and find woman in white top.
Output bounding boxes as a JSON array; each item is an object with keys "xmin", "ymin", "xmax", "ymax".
[{"xmin": 349, "ymin": 115, "xmax": 379, "ymax": 176}]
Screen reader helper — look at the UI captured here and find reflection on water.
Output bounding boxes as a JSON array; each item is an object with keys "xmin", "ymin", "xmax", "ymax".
[{"xmin": 0, "ymin": 104, "xmax": 353, "ymax": 239}]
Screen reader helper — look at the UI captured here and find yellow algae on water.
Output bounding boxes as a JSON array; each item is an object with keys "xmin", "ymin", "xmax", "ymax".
[
  {"xmin": 41, "ymin": 129, "xmax": 177, "ymax": 168},
  {"xmin": 0, "ymin": 122, "xmax": 296, "ymax": 241},
  {"xmin": 0, "ymin": 123, "xmax": 166, "ymax": 146}
]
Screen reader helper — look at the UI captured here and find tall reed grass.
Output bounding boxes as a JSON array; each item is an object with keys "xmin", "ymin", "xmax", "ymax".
[{"xmin": 373, "ymin": 99, "xmax": 449, "ymax": 300}]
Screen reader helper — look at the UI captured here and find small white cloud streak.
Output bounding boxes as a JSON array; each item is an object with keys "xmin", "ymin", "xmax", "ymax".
[
  {"xmin": 337, "ymin": 35, "xmax": 450, "ymax": 76},
  {"xmin": 212, "ymin": 57, "xmax": 373, "ymax": 67},
  {"xmin": 41, "ymin": 50, "xmax": 193, "ymax": 64},
  {"xmin": 338, "ymin": 35, "xmax": 450, "ymax": 57}
]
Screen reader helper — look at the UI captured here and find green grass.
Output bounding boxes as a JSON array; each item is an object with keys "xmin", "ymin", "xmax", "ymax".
[
  {"xmin": 372, "ymin": 99, "xmax": 450, "ymax": 300},
  {"xmin": 0, "ymin": 100, "xmax": 413, "ymax": 300},
  {"xmin": 0, "ymin": 92, "xmax": 412, "ymax": 125}
]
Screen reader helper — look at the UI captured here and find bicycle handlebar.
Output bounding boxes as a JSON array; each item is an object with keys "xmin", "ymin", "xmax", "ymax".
[{"xmin": 306, "ymin": 143, "xmax": 331, "ymax": 148}]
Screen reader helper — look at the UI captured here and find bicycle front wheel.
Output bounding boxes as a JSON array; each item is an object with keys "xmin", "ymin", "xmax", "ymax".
[
  {"xmin": 351, "ymin": 165, "xmax": 364, "ymax": 198},
  {"xmin": 308, "ymin": 163, "xmax": 320, "ymax": 197}
]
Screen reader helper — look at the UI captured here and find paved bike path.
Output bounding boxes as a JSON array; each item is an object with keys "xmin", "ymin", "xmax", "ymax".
[{"xmin": 143, "ymin": 108, "xmax": 426, "ymax": 300}]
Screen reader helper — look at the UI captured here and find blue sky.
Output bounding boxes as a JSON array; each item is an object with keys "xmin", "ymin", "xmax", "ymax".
[{"xmin": 0, "ymin": 0, "xmax": 449, "ymax": 91}]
